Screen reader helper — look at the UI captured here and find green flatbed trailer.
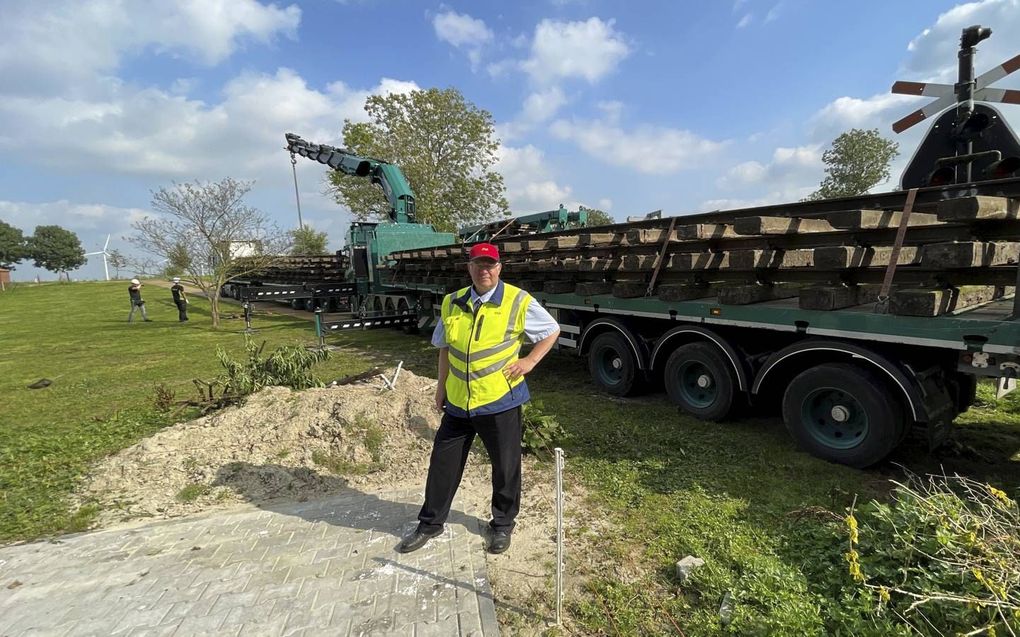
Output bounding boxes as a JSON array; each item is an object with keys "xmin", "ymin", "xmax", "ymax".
[{"xmin": 370, "ymin": 278, "xmax": 1016, "ymax": 468}]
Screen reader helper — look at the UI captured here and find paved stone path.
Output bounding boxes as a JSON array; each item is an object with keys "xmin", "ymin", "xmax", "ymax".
[{"xmin": 0, "ymin": 489, "xmax": 499, "ymax": 636}]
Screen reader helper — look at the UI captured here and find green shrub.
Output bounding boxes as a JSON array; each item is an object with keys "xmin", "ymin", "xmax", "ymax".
[
  {"xmin": 847, "ymin": 474, "xmax": 1020, "ymax": 635},
  {"xmin": 216, "ymin": 335, "xmax": 329, "ymax": 396},
  {"xmin": 521, "ymin": 400, "xmax": 567, "ymax": 456}
]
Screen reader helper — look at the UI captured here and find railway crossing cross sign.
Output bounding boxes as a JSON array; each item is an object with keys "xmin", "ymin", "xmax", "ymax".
[{"xmin": 891, "ymin": 25, "xmax": 1020, "ymax": 188}]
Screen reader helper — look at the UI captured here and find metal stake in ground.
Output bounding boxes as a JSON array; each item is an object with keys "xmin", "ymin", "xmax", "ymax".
[
  {"xmin": 242, "ymin": 301, "xmax": 257, "ymax": 334},
  {"xmin": 314, "ymin": 308, "xmax": 325, "ymax": 349},
  {"xmin": 554, "ymin": 447, "xmax": 565, "ymax": 626}
]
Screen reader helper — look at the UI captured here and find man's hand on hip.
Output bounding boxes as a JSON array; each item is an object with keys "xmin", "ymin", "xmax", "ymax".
[{"xmin": 502, "ymin": 357, "xmax": 536, "ymax": 382}]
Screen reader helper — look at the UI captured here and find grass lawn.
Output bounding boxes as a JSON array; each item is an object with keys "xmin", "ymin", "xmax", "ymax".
[
  {"xmin": 3, "ymin": 281, "xmax": 1019, "ymax": 634},
  {"xmin": 0, "ymin": 281, "xmax": 378, "ymax": 542}
]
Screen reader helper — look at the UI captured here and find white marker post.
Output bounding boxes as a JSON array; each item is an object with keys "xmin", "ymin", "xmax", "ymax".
[{"xmin": 554, "ymin": 447, "xmax": 565, "ymax": 626}]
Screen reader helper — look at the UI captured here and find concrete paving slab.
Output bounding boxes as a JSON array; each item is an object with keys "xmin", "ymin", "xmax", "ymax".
[{"xmin": 0, "ymin": 488, "xmax": 499, "ymax": 636}]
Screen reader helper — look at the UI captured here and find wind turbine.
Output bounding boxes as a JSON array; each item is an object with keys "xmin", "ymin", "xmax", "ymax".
[{"xmin": 85, "ymin": 234, "xmax": 112, "ymax": 281}]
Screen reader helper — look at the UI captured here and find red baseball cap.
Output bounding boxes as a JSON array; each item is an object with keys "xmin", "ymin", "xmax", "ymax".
[{"xmin": 468, "ymin": 242, "xmax": 500, "ymax": 262}]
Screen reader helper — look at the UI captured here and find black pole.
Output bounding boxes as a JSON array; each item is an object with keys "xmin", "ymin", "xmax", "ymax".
[{"xmin": 954, "ymin": 25, "xmax": 992, "ymax": 183}]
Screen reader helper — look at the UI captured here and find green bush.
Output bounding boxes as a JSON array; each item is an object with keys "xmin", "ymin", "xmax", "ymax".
[
  {"xmin": 521, "ymin": 400, "xmax": 567, "ymax": 456},
  {"xmin": 847, "ymin": 474, "xmax": 1020, "ymax": 635},
  {"xmin": 216, "ymin": 335, "xmax": 329, "ymax": 396}
]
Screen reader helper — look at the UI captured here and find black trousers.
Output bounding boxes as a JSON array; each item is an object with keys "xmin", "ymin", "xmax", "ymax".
[
  {"xmin": 417, "ymin": 406, "xmax": 522, "ymax": 534},
  {"xmin": 175, "ymin": 300, "xmax": 188, "ymax": 321}
]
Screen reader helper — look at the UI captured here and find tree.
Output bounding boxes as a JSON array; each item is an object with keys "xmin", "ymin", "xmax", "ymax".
[
  {"xmin": 0, "ymin": 220, "xmax": 26, "ymax": 269},
  {"xmin": 808, "ymin": 128, "xmax": 900, "ymax": 200},
  {"xmin": 328, "ymin": 87, "xmax": 509, "ymax": 232},
  {"xmin": 130, "ymin": 178, "xmax": 288, "ymax": 327},
  {"xmin": 289, "ymin": 226, "xmax": 329, "ymax": 255},
  {"xmin": 107, "ymin": 249, "xmax": 127, "ymax": 278},
  {"xmin": 164, "ymin": 242, "xmax": 192, "ymax": 277},
  {"xmin": 26, "ymin": 225, "xmax": 86, "ymax": 281},
  {"xmin": 581, "ymin": 207, "xmax": 615, "ymax": 226}
]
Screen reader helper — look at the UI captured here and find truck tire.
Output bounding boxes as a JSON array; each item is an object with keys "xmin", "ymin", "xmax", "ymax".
[
  {"xmin": 587, "ymin": 332, "xmax": 638, "ymax": 396},
  {"xmin": 782, "ymin": 363, "xmax": 905, "ymax": 468},
  {"xmin": 663, "ymin": 343, "xmax": 736, "ymax": 421}
]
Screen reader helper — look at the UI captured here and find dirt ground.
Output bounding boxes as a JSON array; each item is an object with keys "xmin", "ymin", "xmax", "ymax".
[{"xmin": 75, "ymin": 368, "xmax": 585, "ymax": 633}]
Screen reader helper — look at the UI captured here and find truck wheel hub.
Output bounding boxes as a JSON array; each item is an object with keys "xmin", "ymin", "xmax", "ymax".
[{"xmin": 830, "ymin": 405, "xmax": 851, "ymax": 423}]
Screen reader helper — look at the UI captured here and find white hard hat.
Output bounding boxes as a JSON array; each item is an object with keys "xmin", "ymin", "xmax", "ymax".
[
  {"xmin": 172, "ymin": 277, "xmax": 181, "ymax": 283},
  {"xmin": 130, "ymin": 278, "xmax": 140, "ymax": 285}
]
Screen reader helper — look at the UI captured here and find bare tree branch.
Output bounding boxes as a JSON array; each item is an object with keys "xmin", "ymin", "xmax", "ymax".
[{"xmin": 129, "ymin": 178, "xmax": 290, "ymax": 327}]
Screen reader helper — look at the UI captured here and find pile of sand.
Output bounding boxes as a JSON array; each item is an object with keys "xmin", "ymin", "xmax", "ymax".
[{"xmin": 77, "ymin": 370, "xmax": 472, "ymax": 524}]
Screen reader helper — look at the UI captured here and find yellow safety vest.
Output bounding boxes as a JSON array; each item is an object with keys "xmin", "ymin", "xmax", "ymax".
[{"xmin": 441, "ymin": 281, "xmax": 532, "ymax": 416}]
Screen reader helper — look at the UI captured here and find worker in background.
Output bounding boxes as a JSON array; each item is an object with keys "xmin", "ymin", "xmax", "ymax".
[
  {"xmin": 127, "ymin": 278, "xmax": 151, "ymax": 322},
  {"xmin": 170, "ymin": 277, "xmax": 189, "ymax": 322},
  {"xmin": 398, "ymin": 243, "xmax": 560, "ymax": 555}
]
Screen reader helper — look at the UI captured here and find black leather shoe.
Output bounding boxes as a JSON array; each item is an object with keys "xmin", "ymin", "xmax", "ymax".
[
  {"xmin": 397, "ymin": 526, "xmax": 444, "ymax": 553},
  {"xmin": 488, "ymin": 529, "xmax": 512, "ymax": 554}
]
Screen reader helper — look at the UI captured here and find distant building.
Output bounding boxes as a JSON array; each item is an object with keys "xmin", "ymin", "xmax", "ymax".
[{"xmin": 0, "ymin": 268, "xmax": 10, "ymax": 290}]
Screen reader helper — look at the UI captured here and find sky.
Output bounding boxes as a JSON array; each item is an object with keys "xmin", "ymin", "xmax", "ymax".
[{"xmin": 2, "ymin": 0, "xmax": 1020, "ymax": 281}]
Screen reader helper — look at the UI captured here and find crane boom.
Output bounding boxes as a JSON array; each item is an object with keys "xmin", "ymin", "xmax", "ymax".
[{"xmin": 285, "ymin": 133, "xmax": 417, "ymax": 224}]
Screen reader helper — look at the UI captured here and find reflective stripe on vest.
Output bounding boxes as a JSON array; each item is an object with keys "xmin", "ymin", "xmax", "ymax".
[{"xmin": 441, "ymin": 282, "xmax": 531, "ymax": 414}]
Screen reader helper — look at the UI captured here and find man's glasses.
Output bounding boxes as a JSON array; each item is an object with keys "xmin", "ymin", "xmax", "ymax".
[{"xmin": 469, "ymin": 261, "xmax": 501, "ymax": 271}]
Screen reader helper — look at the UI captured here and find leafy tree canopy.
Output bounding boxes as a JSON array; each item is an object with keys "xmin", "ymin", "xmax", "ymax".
[
  {"xmin": 328, "ymin": 87, "xmax": 509, "ymax": 233},
  {"xmin": 808, "ymin": 128, "xmax": 900, "ymax": 201},
  {"xmin": 27, "ymin": 225, "xmax": 86, "ymax": 277},
  {"xmin": 0, "ymin": 220, "xmax": 26, "ymax": 269},
  {"xmin": 581, "ymin": 207, "xmax": 615, "ymax": 226},
  {"xmin": 289, "ymin": 225, "xmax": 329, "ymax": 255}
]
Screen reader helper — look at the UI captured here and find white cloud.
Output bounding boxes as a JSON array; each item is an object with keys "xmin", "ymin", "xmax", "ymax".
[
  {"xmin": 500, "ymin": 86, "xmax": 570, "ymax": 140},
  {"xmin": 550, "ymin": 118, "xmax": 727, "ymax": 174},
  {"xmin": 432, "ymin": 9, "xmax": 494, "ymax": 69},
  {"xmin": 521, "ymin": 18, "xmax": 630, "ymax": 84},
  {"xmin": 0, "ymin": 200, "xmax": 150, "ymax": 234},
  {"xmin": 433, "ymin": 10, "xmax": 494, "ymax": 48},
  {"xmin": 811, "ymin": 93, "xmax": 916, "ymax": 136},
  {"xmin": 719, "ymin": 161, "xmax": 767, "ymax": 185},
  {"xmin": 0, "ymin": 0, "xmax": 300, "ymax": 98},
  {"xmin": 522, "ymin": 87, "xmax": 568, "ymax": 123},
  {"xmin": 714, "ymin": 144, "xmax": 823, "ymax": 197},
  {"xmin": 0, "ymin": 69, "xmax": 418, "ymax": 178},
  {"xmin": 764, "ymin": 3, "xmax": 783, "ymax": 23},
  {"xmin": 496, "ymin": 145, "xmax": 574, "ymax": 211},
  {"xmin": 736, "ymin": 14, "xmax": 753, "ymax": 29}
]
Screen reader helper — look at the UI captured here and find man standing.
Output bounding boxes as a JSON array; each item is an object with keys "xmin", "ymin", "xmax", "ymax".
[
  {"xmin": 398, "ymin": 243, "xmax": 560, "ymax": 555},
  {"xmin": 170, "ymin": 277, "xmax": 189, "ymax": 322},
  {"xmin": 127, "ymin": 278, "xmax": 151, "ymax": 322}
]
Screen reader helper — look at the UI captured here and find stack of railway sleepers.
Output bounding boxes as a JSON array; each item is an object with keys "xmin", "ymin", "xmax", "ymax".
[
  {"xmin": 236, "ymin": 254, "xmax": 349, "ymax": 283},
  {"xmin": 383, "ymin": 194, "xmax": 1020, "ymax": 317}
]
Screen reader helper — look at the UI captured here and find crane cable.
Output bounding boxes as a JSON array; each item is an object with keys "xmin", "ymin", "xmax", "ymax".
[{"xmin": 290, "ymin": 151, "xmax": 304, "ymax": 229}]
